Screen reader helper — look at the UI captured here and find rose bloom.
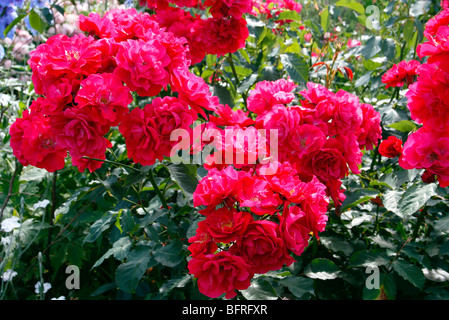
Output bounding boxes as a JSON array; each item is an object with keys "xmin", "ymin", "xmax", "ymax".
[
  {"xmin": 279, "ymin": 205, "xmax": 312, "ymax": 256},
  {"xmin": 170, "ymin": 67, "xmax": 219, "ymax": 116},
  {"xmin": 204, "ymin": 206, "xmax": 253, "ymax": 243},
  {"xmin": 188, "ymin": 251, "xmax": 254, "ymax": 299},
  {"xmin": 379, "ymin": 136, "xmax": 403, "ymax": 158},
  {"xmin": 298, "ymin": 144, "xmax": 349, "ymax": 182},
  {"xmin": 355, "ymin": 103, "xmax": 382, "ymax": 151},
  {"xmin": 399, "ymin": 127, "xmax": 449, "ymax": 188},
  {"xmin": 247, "ymin": 78, "xmax": 297, "ymax": 115},
  {"xmin": 74, "ymin": 73, "xmax": 133, "ymax": 128},
  {"xmin": 209, "ymin": 104, "xmax": 255, "ymax": 128},
  {"xmin": 202, "ymin": 17, "xmax": 249, "ymax": 57},
  {"xmin": 298, "ymin": 82, "xmax": 335, "ymax": 123},
  {"xmin": 119, "ymin": 107, "xmax": 160, "ymax": 166},
  {"xmin": 285, "ymin": 124, "xmax": 326, "ymax": 159},
  {"xmin": 235, "ymin": 175, "xmax": 283, "ymax": 215},
  {"xmin": 187, "ymin": 220, "xmax": 218, "ymax": 257},
  {"xmin": 9, "ymin": 109, "xmax": 67, "ymax": 172},
  {"xmin": 28, "ymin": 33, "xmax": 101, "ymax": 96},
  {"xmin": 193, "ymin": 166, "xmax": 243, "ymax": 213},
  {"xmin": 255, "ymin": 104, "xmax": 301, "ymax": 144},
  {"xmin": 405, "ymin": 62, "xmax": 449, "ymax": 129},
  {"xmin": 230, "ymin": 220, "xmax": 295, "ymax": 274},
  {"xmin": 205, "ymin": 0, "xmax": 254, "ymax": 19},
  {"xmin": 51, "ymin": 108, "xmax": 111, "ymax": 172},
  {"xmin": 113, "ymin": 38, "xmax": 170, "ymax": 97},
  {"xmin": 381, "ymin": 60, "xmax": 420, "ymax": 89}
]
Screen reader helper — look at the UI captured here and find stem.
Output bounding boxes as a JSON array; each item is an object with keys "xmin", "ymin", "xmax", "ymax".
[
  {"xmin": 412, "ymin": 206, "xmax": 428, "ymax": 241},
  {"xmin": 45, "ymin": 171, "xmax": 57, "ymax": 276},
  {"xmin": 0, "ymin": 160, "xmax": 21, "ymax": 222},
  {"xmin": 228, "ymin": 53, "xmax": 240, "ymax": 85},
  {"xmin": 82, "ymin": 156, "xmax": 139, "ymax": 172},
  {"xmin": 147, "ymin": 168, "xmax": 169, "ymax": 210}
]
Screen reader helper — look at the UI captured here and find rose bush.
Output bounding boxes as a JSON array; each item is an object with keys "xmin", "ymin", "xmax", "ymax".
[{"xmin": 1, "ymin": 0, "xmax": 449, "ymax": 302}]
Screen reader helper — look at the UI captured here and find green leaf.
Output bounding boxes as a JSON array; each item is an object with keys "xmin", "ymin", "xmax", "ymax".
[
  {"xmin": 3, "ymin": 13, "xmax": 27, "ymax": 38},
  {"xmin": 341, "ymin": 188, "xmax": 379, "ymax": 212},
  {"xmin": 349, "ymin": 250, "xmax": 389, "ymax": 268},
  {"xmin": 153, "ymin": 239, "xmax": 185, "ymax": 267},
  {"xmin": 166, "ymin": 163, "xmax": 199, "ymax": 201},
  {"xmin": 434, "ymin": 214, "xmax": 449, "ymax": 234},
  {"xmin": 115, "ymin": 244, "xmax": 153, "ymax": 293},
  {"xmin": 335, "ymin": 0, "xmax": 365, "ymax": 14},
  {"xmin": 320, "ymin": 7, "xmax": 330, "ymax": 32},
  {"xmin": 29, "ymin": 9, "xmax": 47, "ymax": 34},
  {"xmin": 280, "ymin": 52, "xmax": 309, "ymax": 85},
  {"xmin": 83, "ymin": 215, "xmax": 114, "ymax": 244},
  {"xmin": 278, "ymin": 276, "xmax": 314, "ymax": 299},
  {"xmin": 276, "ymin": 10, "xmax": 302, "ymax": 22},
  {"xmin": 92, "ymin": 237, "xmax": 132, "ymax": 269},
  {"xmin": 392, "ymin": 259, "xmax": 426, "ymax": 290},
  {"xmin": 361, "ymin": 36, "xmax": 382, "ymax": 59},
  {"xmin": 240, "ymin": 277, "xmax": 278, "ymax": 300},
  {"xmin": 158, "ymin": 274, "xmax": 192, "ymax": 298},
  {"xmin": 386, "ymin": 120, "xmax": 417, "ymax": 132},
  {"xmin": 211, "ymin": 84, "xmax": 235, "ymax": 107},
  {"xmin": 304, "ymin": 258, "xmax": 341, "ymax": 280},
  {"xmin": 398, "ymin": 183, "xmax": 437, "ymax": 218}
]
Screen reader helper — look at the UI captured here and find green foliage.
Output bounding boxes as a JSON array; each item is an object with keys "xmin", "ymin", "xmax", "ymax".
[{"xmin": 0, "ymin": 0, "xmax": 448, "ymax": 301}]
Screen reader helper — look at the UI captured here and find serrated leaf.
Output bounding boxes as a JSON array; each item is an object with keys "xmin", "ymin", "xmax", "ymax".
[
  {"xmin": 241, "ymin": 277, "xmax": 278, "ymax": 300},
  {"xmin": 83, "ymin": 215, "xmax": 114, "ymax": 244},
  {"xmin": 92, "ymin": 237, "xmax": 132, "ymax": 269},
  {"xmin": 115, "ymin": 244, "xmax": 153, "ymax": 293},
  {"xmin": 341, "ymin": 188, "xmax": 379, "ymax": 212},
  {"xmin": 349, "ymin": 250, "xmax": 389, "ymax": 268},
  {"xmin": 398, "ymin": 183, "xmax": 437, "ymax": 218},
  {"xmin": 166, "ymin": 163, "xmax": 199, "ymax": 201},
  {"xmin": 304, "ymin": 258, "xmax": 341, "ymax": 280},
  {"xmin": 280, "ymin": 52, "xmax": 309, "ymax": 85},
  {"xmin": 392, "ymin": 259, "xmax": 426, "ymax": 289},
  {"xmin": 153, "ymin": 239, "xmax": 184, "ymax": 267},
  {"xmin": 278, "ymin": 276, "xmax": 314, "ymax": 299}
]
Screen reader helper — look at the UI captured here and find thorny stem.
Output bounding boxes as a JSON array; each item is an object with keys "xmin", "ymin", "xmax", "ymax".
[
  {"xmin": 147, "ymin": 168, "xmax": 169, "ymax": 210},
  {"xmin": 82, "ymin": 156, "xmax": 139, "ymax": 172}
]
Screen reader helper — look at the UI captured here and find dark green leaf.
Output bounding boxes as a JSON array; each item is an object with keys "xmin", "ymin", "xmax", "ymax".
[
  {"xmin": 280, "ymin": 52, "xmax": 309, "ymax": 85},
  {"xmin": 115, "ymin": 244, "xmax": 153, "ymax": 293},
  {"xmin": 241, "ymin": 277, "xmax": 278, "ymax": 300},
  {"xmin": 166, "ymin": 163, "xmax": 199, "ymax": 201},
  {"xmin": 304, "ymin": 258, "xmax": 341, "ymax": 280},
  {"xmin": 278, "ymin": 276, "xmax": 314, "ymax": 299},
  {"xmin": 392, "ymin": 259, "xmax": 426, "ymax": 290},
  {"xmin": 153, "ymin": 239, "xmax": 185, "ymax": 267}
]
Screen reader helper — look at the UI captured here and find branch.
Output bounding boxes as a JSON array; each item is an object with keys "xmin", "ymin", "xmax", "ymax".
[{"xmin": 0, "ymin": 160, "xmax": 21, "ymax": 221}]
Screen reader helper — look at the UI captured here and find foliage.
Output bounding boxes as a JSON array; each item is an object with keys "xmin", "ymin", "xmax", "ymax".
[{"xmin": 0, "ymin": 0, "xmax": 448, "ymax": 300}]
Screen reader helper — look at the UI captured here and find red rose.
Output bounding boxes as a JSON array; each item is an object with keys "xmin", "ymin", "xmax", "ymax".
[
  {"xmin": 230, "ymin": 220, "xmax": 294, "ymax": 274},
  {"xmin": 379, "ymin": 136, "xmax": 403, "ymax": 158},
  {"xmin": 187, "ymin": 251, "xmax": 253, "ymax": 299},
  {"xmin": 204, "ymin": 206, "xmax": 253, "ymax": 243}
]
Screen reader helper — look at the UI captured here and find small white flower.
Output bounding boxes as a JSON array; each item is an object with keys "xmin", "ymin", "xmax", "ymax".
[
  {"xmin": 51, "ymin": 296, "xmax": 66, "ymax": 300},
  {"xmin": 33, "ymin": 199, "xmax": 50, "ymax": 210},
  {"xmin": 1, "ymin": 236, "xmax": 11, "ymax": 246},
  {"xmin": 1, "ymin": 216, "xmax": 21, "ymax": 232},
  {"xmin": 35, "ymin": 282, "xmax": 52, "ymax": 294},
  {"xmin": 1, "ymin": 269, "xmax": 18, "ymax": 282}
]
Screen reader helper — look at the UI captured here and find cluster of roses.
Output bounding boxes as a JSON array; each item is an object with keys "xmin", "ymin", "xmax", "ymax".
[
  {"xmin": 397, "ymin": 7, "xmax": 449, "ymax": 187},
  {"xmin": 187, "ymin": 78, "xmax": 382, "ymax": 299},
  {"xmin": 138, "ymin": 0, "xmax": 252, "ymax": 64},
  {"xmin": 9, "ymin": 7, "xmax": 224, "ymax": 172}
]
